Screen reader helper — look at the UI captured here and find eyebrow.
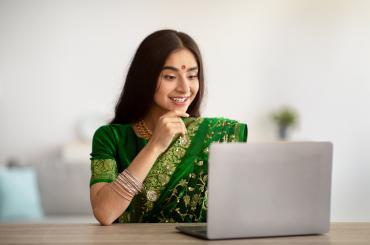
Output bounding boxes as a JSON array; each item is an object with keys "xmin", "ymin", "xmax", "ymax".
[{"xmin": 162, "ymin": 66, "xmax": 198, "ymax": 72}]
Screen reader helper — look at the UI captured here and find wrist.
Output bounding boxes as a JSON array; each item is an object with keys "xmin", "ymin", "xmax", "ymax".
[{"xmin": 145, "ymin": 140, "xmax": 162, "ymax": 158}]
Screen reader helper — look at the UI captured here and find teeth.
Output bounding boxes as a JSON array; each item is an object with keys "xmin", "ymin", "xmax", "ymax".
[{"xmin": 171, "ymin": 97, "xmax": 187, "ymax": 103}]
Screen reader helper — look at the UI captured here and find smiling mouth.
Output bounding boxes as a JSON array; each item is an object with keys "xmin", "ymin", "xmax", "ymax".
[{"xmin": 170, "ymin": 96, "xmax": 189, "ymax": 103}]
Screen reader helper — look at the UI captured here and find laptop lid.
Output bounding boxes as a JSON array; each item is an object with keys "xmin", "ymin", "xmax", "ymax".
[{"xmin": 207, "ymin": 142, "xmax": 333, "ymax": 239}]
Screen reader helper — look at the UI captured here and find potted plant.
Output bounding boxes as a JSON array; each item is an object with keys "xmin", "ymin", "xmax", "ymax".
[{"xmin": 271, "ymin": 106, "xmax": 299, "ymax": 140}]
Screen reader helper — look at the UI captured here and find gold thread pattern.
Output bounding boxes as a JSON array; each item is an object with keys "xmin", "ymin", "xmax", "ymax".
[
  {"xmin": 90, "ymin": 159, "xmax": 118, "ymax": 184},
  {"xmin": 153, "ymin": 118, "xmax": 244, "ymax": 222},
  {"xmin": 141, "ymin": 118, "xmax": 203, "ymax": 212}
]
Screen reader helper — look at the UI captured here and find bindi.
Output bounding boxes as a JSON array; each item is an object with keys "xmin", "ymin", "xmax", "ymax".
[{"xmin": 181, "ymin": 65, "xmax": 186, "ymax": 70}]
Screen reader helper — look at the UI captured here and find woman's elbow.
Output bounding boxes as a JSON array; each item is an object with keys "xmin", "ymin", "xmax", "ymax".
[
  {"xmin": 99, "ymin": 218, "xmax": 114, "ymax": 226},
  {"xmin": 93, "ymin": 208, "xmax": 115, "ymax": 226}
]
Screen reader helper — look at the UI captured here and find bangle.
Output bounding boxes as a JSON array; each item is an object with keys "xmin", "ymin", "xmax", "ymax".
[
  {"xmin": 110, "ymin": 182, "xmax": 133, "ymax": 202},
  {"xmin": 116, "ymin": 175, "xmax": 136, "ymax": 196},
  {"xmin": 122, "ymin": 169, "xmax": 144, "ymax": 192},
  {"xmin": 110, "ymin": 169, "xmax": 144, "ymax": 201}
]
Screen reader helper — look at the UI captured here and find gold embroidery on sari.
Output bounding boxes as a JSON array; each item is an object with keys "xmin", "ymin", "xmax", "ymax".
[
  {"xmin": 140, "ymin": 118, "xmax": 204, "ymax": 213},
  {"xmin": 159, "ymin": 119, "xmax": 242, "ymax": 222},
  {"xmin": 233, "ymin": 123, "xmax": 241, "ymax": 142},
  {"xmin": 90, "ymin": 159, "xmax": 118, "ymax": 182},
  {"xmin": 158, "ymin": 157, "xmax": 208, "ymax": 222},
  {"xmin": 118, "ymin": 212, "xmax": 130, "ymax": 223},
  {"xmin": 118, "ymin": 117, "xmax": 245, "ymax": 223}
]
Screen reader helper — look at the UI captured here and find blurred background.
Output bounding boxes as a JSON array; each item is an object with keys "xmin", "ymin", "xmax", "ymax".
[{"xmin": 0, "ymin": 0, "xmax": 369, "ymax": 223}]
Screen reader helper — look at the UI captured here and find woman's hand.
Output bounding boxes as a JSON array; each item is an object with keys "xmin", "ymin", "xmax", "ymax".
[{"xmin": 147, "ymin": 110, "xmax": 189, "ymax": 155}]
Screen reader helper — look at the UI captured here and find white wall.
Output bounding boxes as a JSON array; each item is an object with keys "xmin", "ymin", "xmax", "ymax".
[{"xmin": 0, "ymin": 0, "xmax": 369, "ymax": 221}]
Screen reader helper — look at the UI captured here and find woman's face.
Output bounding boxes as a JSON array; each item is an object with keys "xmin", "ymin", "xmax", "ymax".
[{"xmin": 153, "ymin": 48, "xmax": 199, "ymax": 114}]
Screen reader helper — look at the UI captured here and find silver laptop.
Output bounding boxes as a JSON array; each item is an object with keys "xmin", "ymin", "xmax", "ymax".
[{"xmin": 176, "ymin": 142, "xmax": 333, "ymax": 240}]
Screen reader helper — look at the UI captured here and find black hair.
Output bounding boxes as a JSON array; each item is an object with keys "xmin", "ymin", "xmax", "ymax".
[{"xmin": 110, "ymin": 29, "xmax": 204, "ymax": 124}]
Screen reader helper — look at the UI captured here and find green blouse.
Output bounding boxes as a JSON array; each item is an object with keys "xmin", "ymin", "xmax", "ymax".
[{"xmin": 90, "ymin": 117, "xmax": 248, "ymax": 223}]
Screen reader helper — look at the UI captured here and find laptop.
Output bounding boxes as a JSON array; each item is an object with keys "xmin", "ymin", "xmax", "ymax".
[{"xmin": 176, "ymin": 142, "xmax": 333, "ymax": 240}]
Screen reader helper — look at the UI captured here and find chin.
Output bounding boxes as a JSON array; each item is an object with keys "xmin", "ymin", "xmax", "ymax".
[
  {"xmin": 170, "ymin": 107, "xmax": 188, "ymax": 113},
  {"xmin": 166, "ymin": 102, "xmax": 191, "ymax": 112},
  {"xmin": 158, "ymin": 100, "xmax": 193, "ymax": 114}
]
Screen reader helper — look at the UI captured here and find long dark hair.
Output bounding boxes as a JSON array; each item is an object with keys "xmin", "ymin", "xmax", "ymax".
[{"xmin": 110, "ymin": 29, "xmax": 204, "ymax": 124}]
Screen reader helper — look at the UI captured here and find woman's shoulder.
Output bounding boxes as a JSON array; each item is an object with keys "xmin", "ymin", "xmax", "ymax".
[
  {"xmin": 93, "ymin": 123, "xmax": 132, "ymax": 141},
  {"xmin": 91, "ymin": 124, "xmax": 134, "ymax": 159}
]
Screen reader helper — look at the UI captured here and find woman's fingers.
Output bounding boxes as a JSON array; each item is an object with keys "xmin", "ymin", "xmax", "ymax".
[
  {"xmin": 149, "ymin": 110, "xmax": 189, "ymax": 154},
  {"xmin": 159, "ymin": 112, "xmax": 188, "ymax": 136},
  {"xmin": 161, "ymin": 121, "xmax": 186, "ymax": 135},
  {"xmin": 169, "ymin": 124, "xmax": 187, "ymax": 138}
]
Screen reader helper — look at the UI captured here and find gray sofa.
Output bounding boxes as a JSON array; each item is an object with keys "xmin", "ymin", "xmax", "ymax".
[{"xmin": 30, "ymin": 158, "xmax": 96, "ymax": 223}]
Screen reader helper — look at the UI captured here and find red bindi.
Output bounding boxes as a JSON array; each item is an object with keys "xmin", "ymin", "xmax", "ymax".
[{"xmin": 181, "ymin": 65, "xmax": 186, "ymax": 70}]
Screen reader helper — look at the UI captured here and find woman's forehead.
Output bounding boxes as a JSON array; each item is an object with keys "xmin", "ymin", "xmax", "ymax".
[
  {"xmin": 162, "ymin": 65, "xmax": 198, "ymax": 73},
  {"xmin": 163, "ymin": 48, "xmax": 197, "ymax": 68}
]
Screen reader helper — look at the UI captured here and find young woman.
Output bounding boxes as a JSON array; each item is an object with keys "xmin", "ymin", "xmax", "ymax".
[{"xmin": 89, "ymin": 29, "xmax": 248, "ymax": 225}]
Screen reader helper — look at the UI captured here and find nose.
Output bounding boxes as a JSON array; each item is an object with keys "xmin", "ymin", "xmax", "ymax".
[{"xmin": 176, "ymin": 75, "xmax": 190, "ymax": 93}]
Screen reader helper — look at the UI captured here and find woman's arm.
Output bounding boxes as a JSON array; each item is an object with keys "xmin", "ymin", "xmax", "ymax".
[
  {"xmin": 90, "ymin": 111, "xmax": 188, "ymax": 225},
  {"xmin": 90, "ymin": 142, "xmax": 161, "ymax": 225}
]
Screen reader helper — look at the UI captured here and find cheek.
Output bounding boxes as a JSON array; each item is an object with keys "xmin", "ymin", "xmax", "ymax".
[
  {"xmin": 154, "ymin": 82, "xmax": 172, "ymax": 101},
  {"xmin": 154, "ymin": 84, "xmax": 164, "ymax": 102},
  {"xmin": 191, "ymin": 82, "xmax": 200, "ymax": 96},
  {"xmin": 154, "ymin": 90, "xmax": 166, "ymax": 103}
]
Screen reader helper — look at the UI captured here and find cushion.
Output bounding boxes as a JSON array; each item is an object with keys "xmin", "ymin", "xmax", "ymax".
[{"xmin": 0, "ymin": 166, "xmax": 43, "ymax": 221}]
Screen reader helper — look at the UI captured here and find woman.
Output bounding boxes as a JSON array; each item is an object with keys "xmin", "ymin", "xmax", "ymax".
[{"xmin": 90, "ymin": 29, "xmax": 248, "ymax": 225}]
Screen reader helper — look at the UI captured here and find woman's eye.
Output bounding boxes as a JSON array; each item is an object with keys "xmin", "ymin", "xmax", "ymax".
[
  {"xmin": 188, "ymin": 74, "xmax": 198, "ymax": 80},
  {"xmin": 164, "ymin": 75, "xmax": 176, "ymax": 80}
]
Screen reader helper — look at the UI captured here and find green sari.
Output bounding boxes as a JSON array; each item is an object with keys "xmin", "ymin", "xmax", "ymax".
[{"xmin": 90, "ymin": 117, "xmax": 248, "ymax": 223}]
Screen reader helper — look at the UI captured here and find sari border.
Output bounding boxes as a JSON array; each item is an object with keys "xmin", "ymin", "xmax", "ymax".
[{"xmin": 140, "ymin": 118, "xmax": 204, "ymax": 213}]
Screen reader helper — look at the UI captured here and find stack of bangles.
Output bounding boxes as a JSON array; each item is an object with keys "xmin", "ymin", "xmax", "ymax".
[{"xmin": 110, "ymin": 169, "xmax": 144, "ymax": 202}]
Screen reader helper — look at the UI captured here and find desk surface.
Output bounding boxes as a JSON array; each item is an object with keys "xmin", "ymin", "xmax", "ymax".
[{"xmin": 0, "ymin": 222, "xmax": 369, "ymax": 244}]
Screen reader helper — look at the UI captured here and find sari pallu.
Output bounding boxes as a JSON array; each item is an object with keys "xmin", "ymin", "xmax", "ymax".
[{"xmin": 90, "ymin": 117, "xmax": 248, "ymax": 223}]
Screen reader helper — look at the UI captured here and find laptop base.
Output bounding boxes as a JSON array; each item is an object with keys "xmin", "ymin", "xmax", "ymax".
[{"xmin": 176, "ymin": 225, "xmax": 208, "ymax": 239}]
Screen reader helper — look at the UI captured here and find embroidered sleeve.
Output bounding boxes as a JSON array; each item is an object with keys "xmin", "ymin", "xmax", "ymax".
[
  {"xmin": 90, "ymin": 159, "xmax": 118, "ymax": 186},
  {"xmin": 89, "ymin": 125, "xmax": 118, "ymax": 186}
]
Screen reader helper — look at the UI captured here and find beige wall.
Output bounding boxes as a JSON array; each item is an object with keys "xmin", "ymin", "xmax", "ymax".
[{"xmin": 1, "ymin": 0, "xmax": 369, "ymax": 221}]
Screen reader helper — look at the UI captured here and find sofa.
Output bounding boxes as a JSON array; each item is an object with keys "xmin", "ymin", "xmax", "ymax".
[{"xmin": 0, "ymin": 143, "xmax": 97, "ymax": 224}]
